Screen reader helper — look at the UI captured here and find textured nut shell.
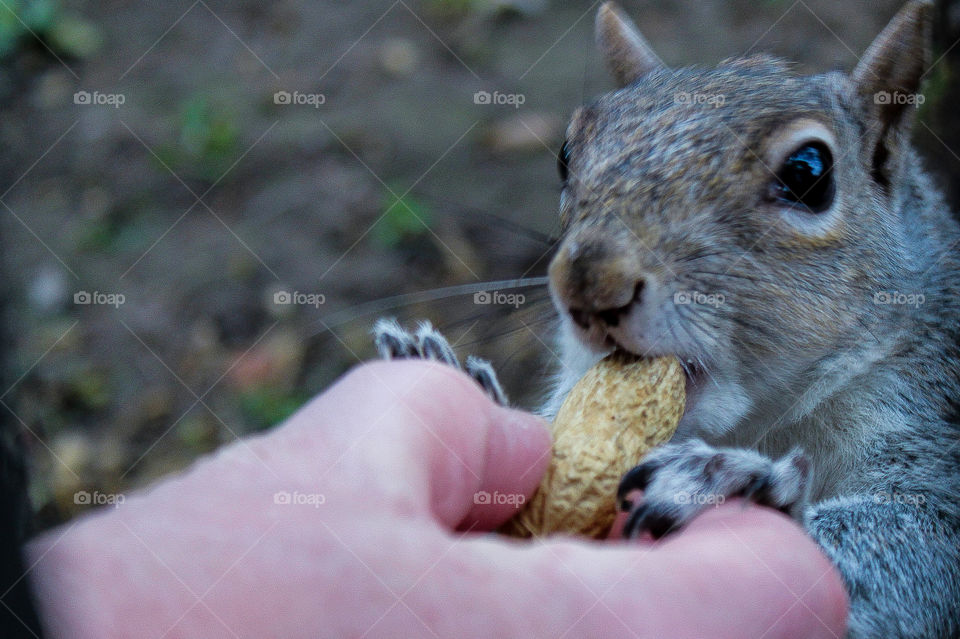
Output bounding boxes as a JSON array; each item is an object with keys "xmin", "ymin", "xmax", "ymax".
[{"xmin": 500, "ymin": 353, "xmax": 684, "ymax": 538}]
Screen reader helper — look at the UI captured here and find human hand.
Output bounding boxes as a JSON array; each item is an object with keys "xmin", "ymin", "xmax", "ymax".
[{"xmin": 27, "ymin": 360, "xmax": 847, "ymax": 638}]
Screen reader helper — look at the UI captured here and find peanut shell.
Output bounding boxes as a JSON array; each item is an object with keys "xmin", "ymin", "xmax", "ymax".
[{"xmin": 500, "ymin": 352, "xmax": 685, "ymax": 538}]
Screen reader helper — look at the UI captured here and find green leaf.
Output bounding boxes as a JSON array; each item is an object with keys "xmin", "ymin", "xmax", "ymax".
[
  {"xmin": 20, "ymin": 0, "xmax": 57, "ymax": 31},
  {"xmin": 375, "ymin": 190, "xmax": 433, "ymax": 248},
  {"xmin": 239, "ymin": 388, "xmax": 306, "ymax": 431},
  {"xmin": 46, "ymin": 15, "xmax": 103, "ymax": 59}
]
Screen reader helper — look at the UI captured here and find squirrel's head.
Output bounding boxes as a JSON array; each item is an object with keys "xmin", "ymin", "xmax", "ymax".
[{"xmin": 549, "ymin": 1, "xmax": 933, "ymax": 435}]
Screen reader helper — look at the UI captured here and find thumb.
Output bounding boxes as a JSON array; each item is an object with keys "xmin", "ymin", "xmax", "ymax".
[
  {"xmin": 458, "ymin": 402, "xmax": 552, "ymax": 530},
  {"xmin": 315, "ymin": 360, "xmax": 552, "ymax": 530}
]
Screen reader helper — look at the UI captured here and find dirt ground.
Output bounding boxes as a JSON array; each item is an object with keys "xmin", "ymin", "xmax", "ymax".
[{"xmin": 0, "ymin": 0, "xmax": 933, "ymax": 527}]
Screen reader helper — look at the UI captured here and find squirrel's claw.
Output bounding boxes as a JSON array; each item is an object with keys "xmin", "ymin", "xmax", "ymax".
[
  {"xmin": 372, "ymin": 318, "xmax": 509, "ymax": 406},
  {"xmin": 619, "ymin": 439, "xmax": 811, "ymax": 540}
]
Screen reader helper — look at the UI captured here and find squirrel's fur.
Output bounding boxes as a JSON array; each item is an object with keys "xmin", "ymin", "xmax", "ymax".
[{"xmin": 543, "ymin": 2, "xmax": 959, "ymax": 636}]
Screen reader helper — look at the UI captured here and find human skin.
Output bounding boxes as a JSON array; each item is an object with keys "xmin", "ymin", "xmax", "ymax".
[{"xmin": 26, "ymin": 360, "xmax": 847, "ymax": 638}]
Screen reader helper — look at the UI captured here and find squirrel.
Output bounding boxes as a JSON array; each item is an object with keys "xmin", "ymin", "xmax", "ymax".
[{"xmin": 376, "ymin": 1, "xmax": 960, "ymax": 636}]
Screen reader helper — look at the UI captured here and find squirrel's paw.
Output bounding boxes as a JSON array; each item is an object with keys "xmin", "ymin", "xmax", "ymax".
[
  {"xmin": 617, "ymin": 439, "xmax": 811, "ymax": 539},
  {"xmin": 372, "ymin": 318, "xmax": 508, "ymax": 406}
]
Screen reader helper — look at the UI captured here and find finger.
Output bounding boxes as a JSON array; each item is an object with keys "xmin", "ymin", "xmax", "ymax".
[
  {"xmin": 415, "ymin": 502, "xmax": 848, "ymax": 639},
  {"xmin": 297, "ymin": 360, "xmax": 552, "ymax": 531},
  {"xmin": 608, "ymin": 501, "xmax": 847, "ymax": 638}
]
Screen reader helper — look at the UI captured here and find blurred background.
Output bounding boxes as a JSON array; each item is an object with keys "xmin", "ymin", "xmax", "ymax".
[{"xmin": 1, "ymin": 0, "xmax": 957, "ymax": 529}]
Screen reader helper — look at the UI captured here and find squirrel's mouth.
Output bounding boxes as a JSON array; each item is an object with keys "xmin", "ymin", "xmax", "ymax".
[
  {"xmin": 678, "ymin": 360, "xmax": 706, "ymax": 398},
  {"xmin": 577, "ymin": 320, "xmax": 707, "ymax": 416},
  {"xmin": 605, "ymin": 335, "xmax": 705, "ymax": 408}
]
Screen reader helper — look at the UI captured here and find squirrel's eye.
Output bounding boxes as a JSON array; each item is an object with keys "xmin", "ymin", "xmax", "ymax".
[
  {"xmin": 557, "ymin": 140, "xmax": 571, "ymax": 184},
  {"xmin": 772, "ymin": 142, "xmax": 834, "ymax": 213}
]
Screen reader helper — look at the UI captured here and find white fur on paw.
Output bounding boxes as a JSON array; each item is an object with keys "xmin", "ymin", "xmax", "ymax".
[
  {"xmin": 415, "ymin": 321, "xmax": 460, "ymax": 367},
  {"xmin": 372, "ymin": 318, "xmax": 508, "ymax": 405},
  {"xmin": 373, "ymin": 318, "xmax": 417, "ymax": 359},
  {"xmin": 618, "ymin": 439, "xmax": 811, "ymax": 539},
  {"xmin": 466, "ymin": 355, "xmax": 508, "ymax": 406}
]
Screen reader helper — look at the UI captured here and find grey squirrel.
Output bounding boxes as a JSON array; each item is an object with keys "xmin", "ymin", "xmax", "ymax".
[{"xmin": 376, "ymin": 1, "xmax": 960, "ymax": 636}]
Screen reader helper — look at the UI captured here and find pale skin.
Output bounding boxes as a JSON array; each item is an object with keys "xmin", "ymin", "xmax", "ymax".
[{"xmin": 26, "ymin": 361, "xmax": 847, "ymax": 638}]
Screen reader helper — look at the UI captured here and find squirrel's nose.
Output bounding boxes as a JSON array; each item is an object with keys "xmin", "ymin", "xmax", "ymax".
[
  {"xmin": 549, "ymin": 234, "xmax": 647, "ymax": 330},
  {"xmin": 567, "ymin": 280, "xmax": 645, "ymax": 329}
]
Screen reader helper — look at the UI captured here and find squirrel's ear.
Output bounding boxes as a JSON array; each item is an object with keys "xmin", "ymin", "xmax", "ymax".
[
  {"xmin": 851, "ymin": 0, "xmax": 932, "ymax": 186},
  {"xmin": 596, "ymin": 2, "xmax": 662, "ymax": 87},
  {"xmin": 852, "ymin": 0, "xmax": 931, "ymax": 102}
]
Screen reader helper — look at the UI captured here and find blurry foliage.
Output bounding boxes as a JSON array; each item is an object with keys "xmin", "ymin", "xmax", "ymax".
[
  {"xmin": 239, "ymin": 387, "xmax": 308, "ymax": 431},
  {"xmin": 155, "ymin": 95, "xmax": 241, "ymax": 182},
  {"xmin": 0, "ymin": 0, "xmax": 57, "ymax": 57},
  {"xmin": 917, "ymin": 66, "xmax": 946, "ymax": 123},
  {"xmin": 62, "ymin": 367, "xmax": 111, "ymax": 412},
  {"xmin": 76, "ymin": 216, "xmax": 124, "ymax": 253},
  {"xmin": 176, "ymin": 417, "xmax": 219, "ymax": 453},
  {"xmin": 426, "ymin": 0, "xmax": 479, "ymax": 13},
  {"xmin": 913, "ymin": 0, "xmax": 960, "ymax": 208},
  {"xmin": 423, "ymin": 0, "xmax": 545, "ymax": 18},
  {"xmin": 920, "ymin": 41, "xmax": 951, "ymax": 117},
  {"xmin": 76, "ymin": 207, "xmax": 145, "ymax": 254},
  {"xmin": 375, "ymin": 189, "xmax": 433, "ymax": 248},
  {"xmin": 0, "ymin": 0, "xmax": 102, "ymax": 59}
]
